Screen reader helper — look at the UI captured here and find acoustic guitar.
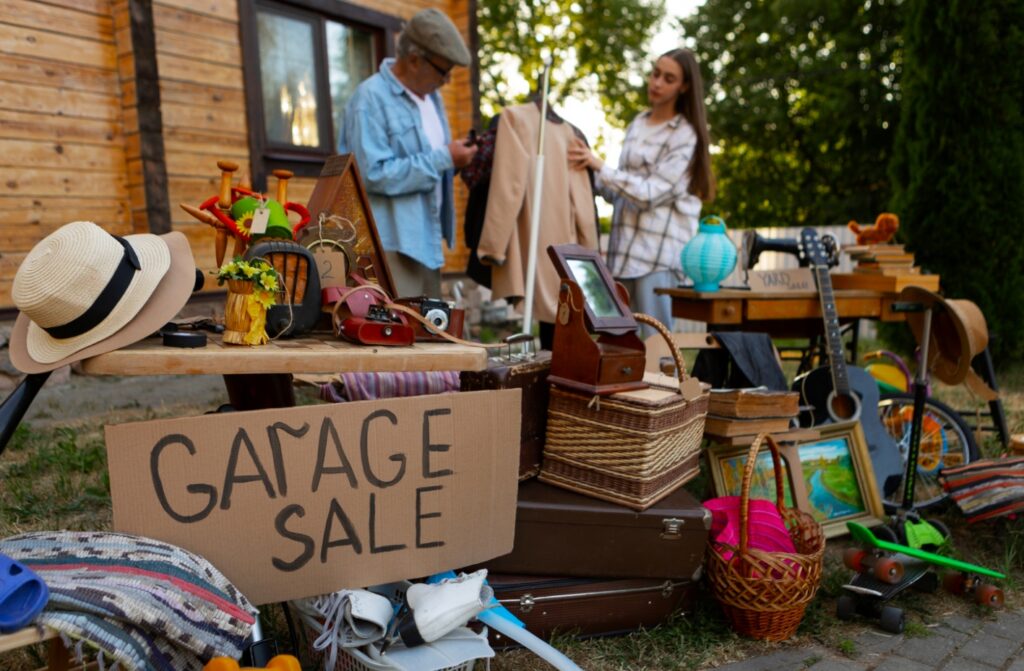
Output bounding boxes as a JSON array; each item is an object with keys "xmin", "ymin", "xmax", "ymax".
[{"xmin": 792, "ymin": 227, "xmax": 903, "ymax": 497}]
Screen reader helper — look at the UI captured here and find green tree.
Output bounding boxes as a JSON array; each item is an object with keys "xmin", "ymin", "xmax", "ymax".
[
  {"xmin": 477, "ymin": 0, "xmax": 664, "ymax": 129},
  {"xmin": 890, "ymin": 1, "xmax": 1024, "ymax": 363},
  {"xmin": 680, "ymin": 0, "xmax": 904, "ymax": 229}
]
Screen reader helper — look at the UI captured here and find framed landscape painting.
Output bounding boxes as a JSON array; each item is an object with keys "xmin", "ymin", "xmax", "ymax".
[{"xmin": 797, "ymin": 420, "xmax": 885, "ymax": 537}]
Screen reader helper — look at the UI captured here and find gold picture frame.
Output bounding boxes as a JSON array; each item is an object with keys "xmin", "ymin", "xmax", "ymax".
[{"xmin": 707, "ymin": 421, "xmax": 885, "ymax": 538}]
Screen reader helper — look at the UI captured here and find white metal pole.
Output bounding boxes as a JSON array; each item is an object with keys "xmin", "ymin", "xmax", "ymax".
[{"xmin": 521, "ymin": 63, "xmax": 552, "ymax": 340}]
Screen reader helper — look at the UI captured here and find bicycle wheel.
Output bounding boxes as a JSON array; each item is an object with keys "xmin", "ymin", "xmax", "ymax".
[{"xmin": 877, "ymin": 392, "xmax": 980, "ymax": 510}]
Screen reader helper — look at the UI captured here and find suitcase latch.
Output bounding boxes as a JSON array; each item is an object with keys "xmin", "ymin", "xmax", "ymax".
[
  {"xmin": 661, "ymin": 517, "xmax": 685, "ymax": 540},
  {"xmin": 519, "ymin": 594, "xmax": 536, "ymax": 613}
]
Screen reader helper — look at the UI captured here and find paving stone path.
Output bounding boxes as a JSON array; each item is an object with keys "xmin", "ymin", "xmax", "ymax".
[{"xmin": 716, "ymin": 608, "xmax": 1024, "ymax": 670}]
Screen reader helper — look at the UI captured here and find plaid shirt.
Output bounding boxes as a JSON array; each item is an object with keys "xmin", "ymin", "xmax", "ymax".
[{"xmin": 598, "ymin": 112, "xmax": 702, "ymax": 279}]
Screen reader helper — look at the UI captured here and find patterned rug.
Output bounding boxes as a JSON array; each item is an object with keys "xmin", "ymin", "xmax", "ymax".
[{"xmin": 0, "ymin": 531, "xmax": 257, "ymax": 670}]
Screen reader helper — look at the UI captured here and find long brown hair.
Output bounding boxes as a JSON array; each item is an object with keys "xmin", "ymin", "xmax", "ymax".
[{"xmin": 662, "ymin": 48, "xmax": 715, "ymax": 202}]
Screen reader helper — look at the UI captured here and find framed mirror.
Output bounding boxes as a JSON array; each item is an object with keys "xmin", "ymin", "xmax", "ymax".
[{"xmin": 547, "ymin": 244, "xmax": 637, "ymax": 334}]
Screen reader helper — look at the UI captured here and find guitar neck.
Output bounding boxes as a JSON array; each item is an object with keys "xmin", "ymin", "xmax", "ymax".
[{"xmin": 813, "ymin": 265, "xmax": 850, "ymax": 394}]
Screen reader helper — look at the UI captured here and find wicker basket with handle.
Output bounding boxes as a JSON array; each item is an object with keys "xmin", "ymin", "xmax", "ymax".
[
  {"xmin": 539, "ymin": 313, "xmax": 709, "ymax": 511},
  {"xmin": 706, "ymin": 433, "xmax": 825, "ymax": 641}
]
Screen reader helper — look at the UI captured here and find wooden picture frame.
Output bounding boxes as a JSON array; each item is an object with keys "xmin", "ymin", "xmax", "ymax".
[
  {"xmin": 796, "ymin": 421, "xmax": 886, "ymax": 537},
  {"xmin": 708, "ymin": 421, "xmax": 885, "ymax": 538},
  {"xmin": 547, "ymin": 244, "xmax": 637, "ymax": 334}
]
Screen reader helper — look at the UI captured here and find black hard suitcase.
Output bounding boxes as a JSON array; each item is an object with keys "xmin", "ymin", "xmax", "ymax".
[
  {"xmin": 477, "ymin": 480, "xmax": 710, "ymax": 579},
  {"xmin": 459, "ymin": 346, "xmax": 551, "ymax": 479},
  {"xmin": 487, "ymin": 574, "xmax": 696, "ymax": 645}
]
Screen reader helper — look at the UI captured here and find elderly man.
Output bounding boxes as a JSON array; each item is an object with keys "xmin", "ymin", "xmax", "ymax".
[{"xmin": 339, "ymin": 8, "xmax": 477, "ymax": 298}]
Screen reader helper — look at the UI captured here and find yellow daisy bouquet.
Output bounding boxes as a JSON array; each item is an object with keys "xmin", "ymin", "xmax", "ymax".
[{"xmin": 215, "ymin": 257, "xmax": 278, "ymax": 345}]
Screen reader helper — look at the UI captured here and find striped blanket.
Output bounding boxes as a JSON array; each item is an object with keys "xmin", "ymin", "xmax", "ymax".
[
  {"xmin": 319, "ymin": 371, "xmax": 461, "ymax": 403},
  {"xmin": 941, "ymin": 456, "xmax": 1024, "ymax": 522},
  {"xmin": 0, "ymin": 531, "xmax": 257, "ymax": 671}
]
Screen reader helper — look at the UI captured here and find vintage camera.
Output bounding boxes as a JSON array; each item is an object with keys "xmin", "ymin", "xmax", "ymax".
[{"xmin": 394, "ymin": 296, "xmax": 466, "ymax": 342}]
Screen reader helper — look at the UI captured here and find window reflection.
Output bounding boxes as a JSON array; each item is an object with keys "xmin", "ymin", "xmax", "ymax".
[
  {"xmin": 326, "ymin": 20, "xmax": 376, "ymax": 144},
  {"xmin": 258, "ymin": 11, "xmax": 319, "ymax": 147}
]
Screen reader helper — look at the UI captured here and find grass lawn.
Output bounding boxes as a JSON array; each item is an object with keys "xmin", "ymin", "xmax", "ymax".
[{"xmin": 1, "ymin": 358, "xmax": 1023, "ymax": 670}]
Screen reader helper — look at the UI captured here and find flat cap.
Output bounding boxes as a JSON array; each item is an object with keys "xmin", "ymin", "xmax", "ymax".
[{"xmin": 404, "ymin": 8, "xmax": 471, "ymax": 67}]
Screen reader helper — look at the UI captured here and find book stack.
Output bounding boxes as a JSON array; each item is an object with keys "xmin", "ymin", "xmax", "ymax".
[
  {"xmin": 703, "ymin": 388, "xmax": 801, "ymax": 441},
  {"xmin": 832, "ymin": 243, "xmax": 941, "ymax": 292}
]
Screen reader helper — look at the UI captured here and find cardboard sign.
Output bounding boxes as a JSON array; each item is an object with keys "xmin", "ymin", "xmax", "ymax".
[
  {"xmin": 747, "ymin": 268, "xmax": 815, "ymax": 292},
  {"xmin": 106, "ymin": 390, "xmax": 520, "ymax": 605}
]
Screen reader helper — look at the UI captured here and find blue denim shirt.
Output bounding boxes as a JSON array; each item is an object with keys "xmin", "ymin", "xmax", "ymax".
[{"xmin": 338, "ymin": 58, "xmax": 455, "ymax": 270}]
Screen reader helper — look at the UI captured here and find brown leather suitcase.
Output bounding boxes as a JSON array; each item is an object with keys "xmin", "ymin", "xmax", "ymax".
[
  {"xmin": 488, "ymin": 574, "xmax": 696, "ymax": 645},
  {"xmin": 478, "ymin": 480, "xmax": 709, "ymax": 579},
  {"xmin": 460, "ymin": 345, "xmax": 551, "ymax": 479}
]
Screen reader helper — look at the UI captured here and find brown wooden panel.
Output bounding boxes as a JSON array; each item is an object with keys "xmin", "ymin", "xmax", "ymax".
[
  {"xmin": 156, "ymin": 51, "xmax": 243, "ymax": 89},
  {"xmin": 153, "ymin": 2, "xmax": 235, "ymax": 41},
  {"xmin": 0, "ymin": 138, "xmax": 124, "ymax": 172},
  {"xmin": 0, "ymin": 23, "xmax": 115, "ymax": 70},
  {"xmin": 0, "ymin": 53, "xmax": 117, "ymax": 95},
  {"xmin": 0, "ymin": 167, "xmax": 127, "ymax": 198},
  {"xmin": 164, "ymin": 126, "xmax": 251, "ymax": 158},
  {"xmin": 125, "ymin": 156, "xmax": 143, "ymax": 188},
  {"xmin": 0, "ymin": 0, "xmax": 114, "ymax": 42},
  {"xmin": 0, "ymin": 195, "xmax": 126, "ymax": 213},
  {"xmin": 2, "ymin": 209, "xmax": 132, "ymax": 251},
  {"xmin": 161, "ymin": 100, "xmax": 247, "ymax": 133},
  {"xmin": 156, "ymin": 78, "xmax": 245, "ymax": 108},
  {"xmin": 167, "ymin": 176, "xmax": 223, "ymax": 218},
  {"xmin": 744, "ymin": 296, "xmax": 883, "ymax": 321},
  {"xmin": 43, "ymin": 0, "xmax": 110, "ymax": 15},
  {"xmin": 165, "ymin": 150, "xmax": 248, "ymax": 178},
  {"xmin": 156, "ymin": 0, "xmax": 238, "ymax": 24},
  {"xmin": 0, "ymin": 80, "xmax": 120, "ymax": 121},
  {"xmin": 0, "ymin": 109, "xmax": 120, "ymax": 145},
  {"xmin": 155, "ymin": 25, "xmax": 241, "ymax": 65}
]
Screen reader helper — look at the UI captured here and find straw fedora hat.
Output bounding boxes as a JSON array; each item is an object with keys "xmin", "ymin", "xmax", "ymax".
[
  {"xmin": 900, "ymin": 286, "xmax": 989, "ymax": 386},
  {"xmin": 9, "ymin": 221, "xmax": 196, "ymax": 373}
]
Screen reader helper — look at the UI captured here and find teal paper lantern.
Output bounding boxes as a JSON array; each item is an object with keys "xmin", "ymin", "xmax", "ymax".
[{"xmin": 680, "ymin": 215, "xmax": 737, "ymax": 292}]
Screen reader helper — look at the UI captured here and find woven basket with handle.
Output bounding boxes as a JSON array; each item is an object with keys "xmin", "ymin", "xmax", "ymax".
[
  {"xmin": 706, "ymin": 433, "xmax": 825, "ymax": 641},
  {"xmin": 539, "ymin": 313, "xmax": 709, "ymax": 511}
]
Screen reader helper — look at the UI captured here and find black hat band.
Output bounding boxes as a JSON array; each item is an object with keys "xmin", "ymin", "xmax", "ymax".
[{"xmin": 42, "ymin": 235, "xmax": 142, "ymax": 340}]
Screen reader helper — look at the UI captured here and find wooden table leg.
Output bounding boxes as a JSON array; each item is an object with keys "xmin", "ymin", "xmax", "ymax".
[
  {"xmin": 47, "ymin": 637, "xmax": 69, "ymax": 671},
  {"xmin": 223, "ymin": 373, "xmax": 296, "ymax": 410}
]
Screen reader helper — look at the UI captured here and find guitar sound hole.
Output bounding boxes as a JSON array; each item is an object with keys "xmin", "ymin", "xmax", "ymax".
[{"xmin": 830, "ymin": 394, "xmax": 858, "ymax": 420}]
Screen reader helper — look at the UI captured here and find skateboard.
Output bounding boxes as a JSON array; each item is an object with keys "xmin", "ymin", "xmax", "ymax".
[
  {"xmin": 838, "ymin": 553, "xmax": 936, "ymax": 633},
  {"xmin": 838, "ymin": 522, "xmax": 1005, "ymax": 633}
]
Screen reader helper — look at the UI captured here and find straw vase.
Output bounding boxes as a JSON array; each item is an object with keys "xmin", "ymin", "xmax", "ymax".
[{"xmin": 223, "ymin": 278, "xmax": 257, "ymax": 345}]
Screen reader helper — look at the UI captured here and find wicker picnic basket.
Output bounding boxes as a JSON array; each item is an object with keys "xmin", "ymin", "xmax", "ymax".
[
  {"xmin": 539, "ymin": 313, "xmax": 709, "ymax": 511},
  {"xmin": 706, "ymin": 433, "xmax": 825, "ymax": 641}
]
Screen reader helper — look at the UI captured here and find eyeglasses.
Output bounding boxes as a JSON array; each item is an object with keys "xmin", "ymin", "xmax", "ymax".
[{"xmin": 423, "ymin": 56, "xmax": 453, "ymax": 79}]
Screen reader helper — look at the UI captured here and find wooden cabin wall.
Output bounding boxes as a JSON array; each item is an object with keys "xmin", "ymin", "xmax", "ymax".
[
  {"xmin": 0, "ymin": 0, "xmax": 131, "ymax": 308},
  {"xmin": 151, "ymin": 0, "xmax": 474, "ymax": 286},
  {"xmin": 0, "ymin": 0, "xmax": 474, "ymax": 310}
]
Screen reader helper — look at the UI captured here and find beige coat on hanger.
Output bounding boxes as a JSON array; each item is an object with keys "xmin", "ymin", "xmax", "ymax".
[{"xmin": 477, "ymin": 103, "xmax": 599, "ymax": 324}]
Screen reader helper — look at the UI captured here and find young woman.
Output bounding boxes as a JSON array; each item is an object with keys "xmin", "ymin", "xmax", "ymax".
[{"xmin": 568, "ymin": 48, "xmax": 715, "ymax": 332}]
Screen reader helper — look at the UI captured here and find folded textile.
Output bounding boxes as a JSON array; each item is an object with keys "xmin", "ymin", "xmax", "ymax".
[
  {"xmin": 0, "ymin": 531, "xmax": 258, "ymax": 671},
  {"xmin": 941, "ymin": 456, "xmax": 1024, "ymax": 522},
  {"xmin": 319, "ymin": 371, "xmax": 461, "ymax": 403}
]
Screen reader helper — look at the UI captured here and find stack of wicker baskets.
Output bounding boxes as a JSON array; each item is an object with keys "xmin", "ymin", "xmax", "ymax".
[{"xmin": 706, "ymin": 433, "xmax": 825, "ymax": 640}]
